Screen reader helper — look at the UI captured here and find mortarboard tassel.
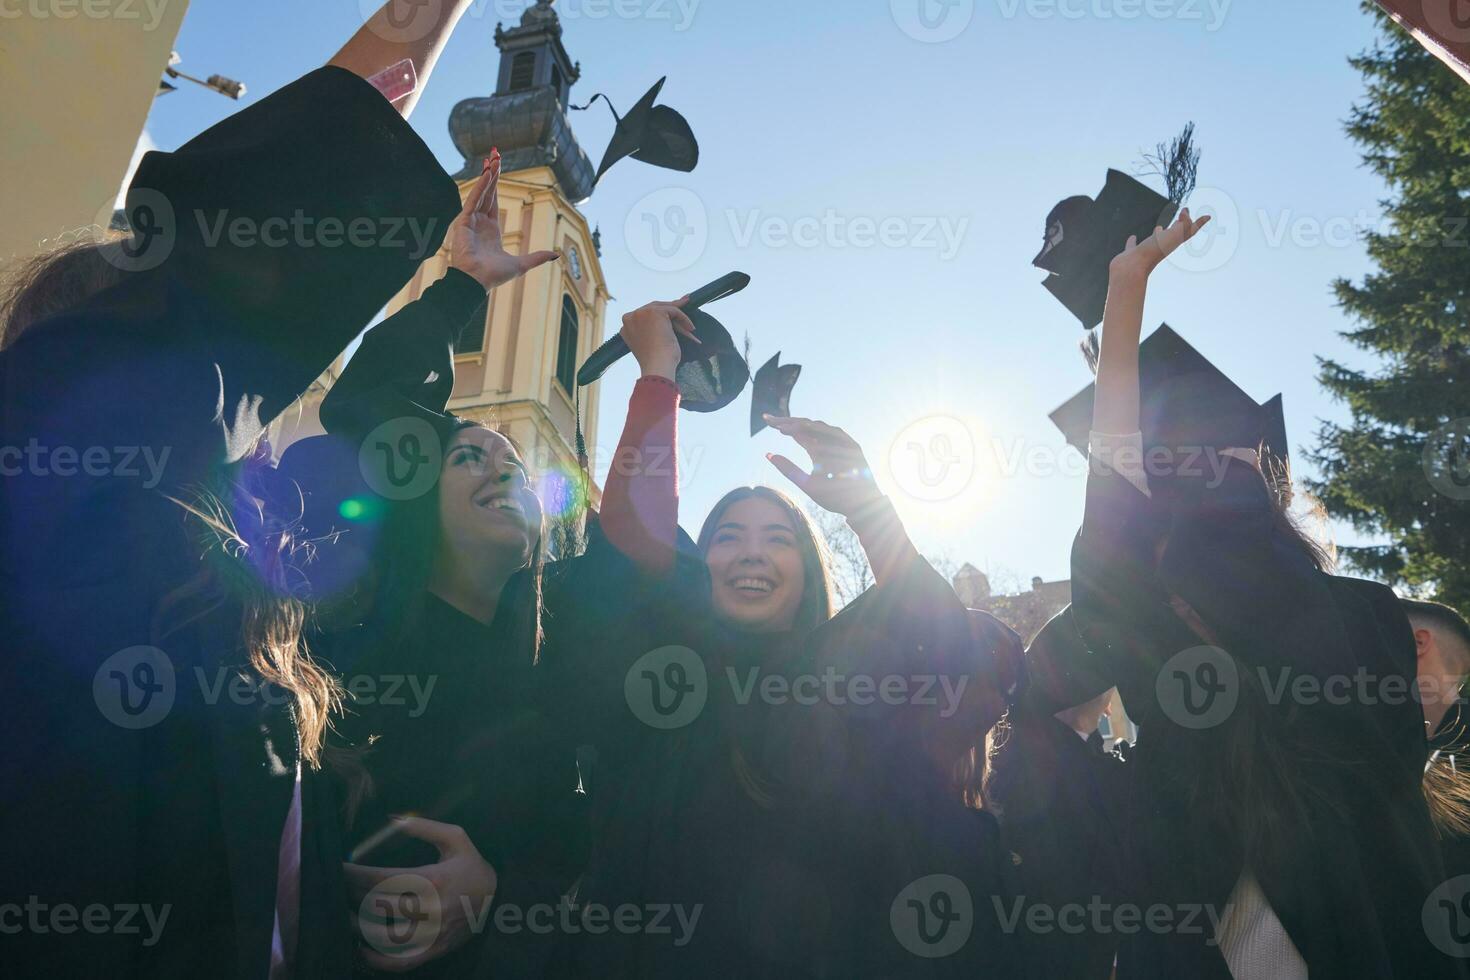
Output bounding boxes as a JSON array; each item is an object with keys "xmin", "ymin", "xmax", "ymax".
[
  {"xmin": 1079, "ymin": 329, "xmax": 1101, "ymax": 376},
  {"xmin": 1140, "ymin": 122, "xmax": 1202, "ymax": 206}
]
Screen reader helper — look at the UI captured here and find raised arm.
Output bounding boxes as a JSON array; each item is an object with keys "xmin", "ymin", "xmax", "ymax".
[
  {"xmin": 765, "ymin": 417, "xmax": 920, "ymax": 587},
  {"xmin": 600, "ymin": 298, "xmax": 698, "ymax": 576},
  {"xmin": 321, "ymin": 154, "xmax": 559, "ymax": 435},
  {"xmin": 1092, "ymin": 208, "xmax": 1211, "ymax": 439},
  {"xmin": 327, "ymin": 0, "xmax": 477, "ymax": 117}
]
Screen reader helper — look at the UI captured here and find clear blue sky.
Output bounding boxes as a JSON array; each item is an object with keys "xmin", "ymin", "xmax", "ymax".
[{"xmin": 141, "ymin": 0, "xmax": 1394, "ymax": 589}]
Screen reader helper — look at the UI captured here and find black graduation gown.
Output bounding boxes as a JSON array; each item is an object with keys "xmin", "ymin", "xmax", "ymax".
[
  {"xmin": 538, "ymin": 534, "xmax": 1018, "ymax": 979},
  {"xmin": 325, "ymin": 593, "xmax": 589, "ymax": 980},
  {"xmin": 309, "ymin": 268, "xmax": 588, "ymax": 979},
  {"xmin": 1069, "ymin": 459, "xmax": 1465, "ymax": 978},
  {"xmin": 987, "ymin": 707, "xmax": 1131, "ymax": 980},
  {"xmin": 0, "ymin": 66, "xmax": 461, "ymax": 979}
]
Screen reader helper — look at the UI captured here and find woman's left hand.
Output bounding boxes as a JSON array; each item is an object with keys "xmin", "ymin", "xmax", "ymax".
[
  {"xmin": 765, "ymin": 415, "xmax": 885, "ymax": 519},
  {"xmin": 447, "ymin": 149, "xmax": 560, "ymax": 293},
  {"xmin": 344, "ymin": 817, "xmax": 498, "ymax": 972}
]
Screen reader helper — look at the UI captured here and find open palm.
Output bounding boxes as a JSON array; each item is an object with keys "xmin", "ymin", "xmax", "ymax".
[
  {"xmin": 1110, "ymin": 206, "xmax": 1212, "ymax": 279},
  {"xmin": 447, "ymin": 150, "xmax": 560, "ymax": 292}
]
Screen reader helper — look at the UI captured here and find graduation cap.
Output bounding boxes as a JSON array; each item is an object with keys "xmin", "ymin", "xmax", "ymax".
[
  {"xmin": 574, "ymin": 77, "xmax": 699, "ymax": 185},
  {"xmin": 1049, "ymin": 324, "xmax": 1289, "ymax": 465},
  {"xmin": 750, "ymin": 353, "xmax": 802, "ymax": 435},
  {"xmin": 1021, "ymin": 606, "xmax": 1115, "ymax": 716},
  {"xmin": 1033, "ymin": 171, "xmax": 1178, "ymax": 330},
  {"xmin": 577, "ymin": 271, "xmax": 752, "ymax": 412},
  {"xmin": 1034, "ymin": 125, "xmax": 1201, "ymax": 330}
]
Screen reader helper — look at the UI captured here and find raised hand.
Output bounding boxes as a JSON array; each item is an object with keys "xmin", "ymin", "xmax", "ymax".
[
  {"xmin": 1109, "ymin": 206, "xmax": 1212, "ymax": 281},
  {"xmin": 447, "ymin": 149, "xmax": 560, "ymax": 293},
  {"xmin": 764, "ymin": 416, "xmax": 886, "ymax": 519},
  {"xmin": 620, "ymin": 297, "xmax": 700, "ymax": 381}
]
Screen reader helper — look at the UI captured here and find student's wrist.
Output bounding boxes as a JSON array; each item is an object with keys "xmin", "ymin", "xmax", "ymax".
[{"xmin": 638, "ymin": 353, "xmax": 680, "ymax": 381}]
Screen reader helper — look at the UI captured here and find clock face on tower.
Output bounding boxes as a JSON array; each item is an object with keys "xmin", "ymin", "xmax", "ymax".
[{"xmin": 567, "ymin": 245, "xmax": 583, "ymax": 281}]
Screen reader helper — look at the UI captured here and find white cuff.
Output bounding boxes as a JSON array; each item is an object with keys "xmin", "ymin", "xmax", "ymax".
[{"xmin": 1088, "ymin": 430, "xmax": 1152, "ymax": 498}]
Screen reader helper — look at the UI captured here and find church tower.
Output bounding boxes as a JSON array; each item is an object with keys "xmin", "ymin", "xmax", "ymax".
[
  {"xmin": 385, "ymin": 0, "xmax": 609, "ymax": 514},
  {"xmin": 269, "ymin": 0, "xmax": 610, "ymax": 523}
]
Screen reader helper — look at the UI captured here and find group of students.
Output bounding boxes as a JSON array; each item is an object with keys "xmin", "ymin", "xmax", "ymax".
[{"xmin": 4, "ymin": 4, "xmax": 1470, "ymax": 978}]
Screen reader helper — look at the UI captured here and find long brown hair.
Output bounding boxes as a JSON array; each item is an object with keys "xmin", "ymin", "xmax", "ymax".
[
  {"xmin": 695, "ymin": 486, "xmax": 836, "ymax": 632},
  {"xmin": 695, "ymin": 486, "xmax": 838, "ymax": 806},
  {"xmin": 330, "ymin": 421, "xmax": 549, "ymax": 821},
  {"xmin": 0, "ymin": 238, "xmax": 126, "ymax": 350},
  {"xmin": 4, "ymin": 239, "xmax": 341, "ymax": 765},
  {"xmin": 155, "ymin": 459, "xmax": 343, "ymax": 769}
]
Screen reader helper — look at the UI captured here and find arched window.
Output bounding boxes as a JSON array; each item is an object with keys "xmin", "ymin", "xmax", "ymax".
[
  {"xmin": 555, "ymin": 294, "xmax": 579, "ymax": 393},
  {"xmin": 508, "ymin": 51, "xmax": 536, "ymax": 91}
]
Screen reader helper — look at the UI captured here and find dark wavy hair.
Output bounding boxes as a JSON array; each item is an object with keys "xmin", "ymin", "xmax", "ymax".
[
  {"xmin": 329, "ymin": 420, "xmax": 548, "ymax": 820},
  {"xmin": 694, "ymin": 486, "xmax": 836, "ymax": 632}
]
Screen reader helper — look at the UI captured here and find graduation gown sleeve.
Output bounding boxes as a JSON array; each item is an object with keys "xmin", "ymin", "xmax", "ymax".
[{"xmin": 0, "ymin": 65, "xmax": 461, "ymax": 980}]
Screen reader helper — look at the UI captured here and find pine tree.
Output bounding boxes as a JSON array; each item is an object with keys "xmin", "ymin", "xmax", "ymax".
[{"xmin": 1309, "ymin": 3, "xmax": 1470, "ymax": 607}]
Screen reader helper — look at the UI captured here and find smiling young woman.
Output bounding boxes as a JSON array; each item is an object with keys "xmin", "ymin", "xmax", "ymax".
[{"xmin": 531, "ymin": 298, "xmax": 1026, "ymax": 978}]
